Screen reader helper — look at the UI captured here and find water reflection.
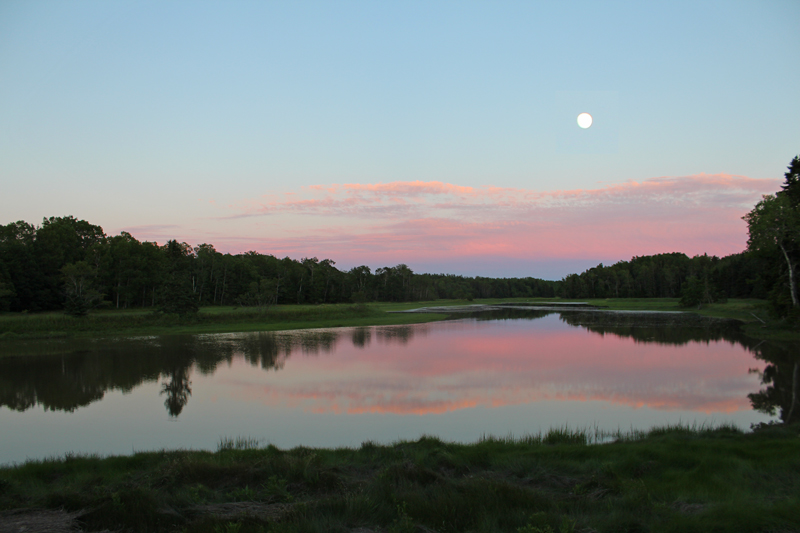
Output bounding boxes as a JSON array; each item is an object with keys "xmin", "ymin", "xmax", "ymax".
[
  {"xmin": 748, "ymin": 340, "xmax": 800, "ymax": 424},
  {"xmin": 351, "ymin": 327, "xmax": 371, "ymax": 348},
  {"xmin": 0, "ymin": 325, "xmax": 424, "ymax": 416},
  {"xmin": 161, "ymin": 367, "xmax": 191, "ymax": 417},
  {"xmin": 558, "ymin": 310, "xmax": 750, "ymax": 346},
  {"xmin": 0, "ymin": 311, "xmax": 796, "ymax": 423}
]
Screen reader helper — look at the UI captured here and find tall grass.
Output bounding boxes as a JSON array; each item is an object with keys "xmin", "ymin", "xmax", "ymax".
[
  {"xmin": 478, "ymin": 422, "xmax": 744, "ymax": 446},
  {"xmin": 217, "ymin": 436, "xmax": 262, "ymax": 452},
  {"xmin": 1, "ymin": 423, "xmax": 798, "ymax": 532},
  {"xmin": 0, "ymin": 304, "xmax": 384, "ymax": 338}
]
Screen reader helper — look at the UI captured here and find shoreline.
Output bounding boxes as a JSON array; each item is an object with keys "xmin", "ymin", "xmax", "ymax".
[{"xmin": 0, "ymin": 298, "xmax": 796, "ymax": 344}]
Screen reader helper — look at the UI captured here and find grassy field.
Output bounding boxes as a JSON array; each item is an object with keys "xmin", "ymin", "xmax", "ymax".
[
  {"xmin": 1, "ymin": 424, "xmax": 798, "ymax": 532},
  {"xmin": 0, "ymin": 303, "xmax": 449, "ymax": 340},
  {"xmin": 0, "ymin": 297, "xmax": 794, "ymax": 342}
]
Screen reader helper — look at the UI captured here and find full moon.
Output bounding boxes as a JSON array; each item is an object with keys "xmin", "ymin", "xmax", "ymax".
[{"xmin": 577, "ymin": 112, "xmax": 593, "ymax": 129}]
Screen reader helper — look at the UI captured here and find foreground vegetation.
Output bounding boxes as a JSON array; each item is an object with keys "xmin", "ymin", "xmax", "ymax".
[{"xmin": 1, "ymin": 424, "xmax": 798, "ymax": 533}]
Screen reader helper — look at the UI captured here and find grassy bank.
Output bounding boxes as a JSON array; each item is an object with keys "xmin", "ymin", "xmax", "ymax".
[
  {"xmin": 0, "ymin": 297, "xmax": 795, "ymax": 342},
  {"xmin": 0, "ymin": 304, "xmax": 449, "ymax": 340},
  {"xmin": 397, "ymin": 297, "xmax": 797, "ymax": 341},
  {"xmin": 1, "ymin": 424, "xmax": 798, "ymax": 532},
  {"xmin": 577, "ymin": 298, "xmax": 796, "ymax": 341}
]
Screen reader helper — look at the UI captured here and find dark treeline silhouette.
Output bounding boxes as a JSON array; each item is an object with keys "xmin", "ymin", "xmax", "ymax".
[
  {"xmin": 0, "ymin": 217, "xmax": 556, "ymax": 314},
  {"xmin": 558, "ymin": 250, "xmax": 779, "ymax": 302},
  {"xmin": 0, "ymin": 217, "xmax": 787, "ymax": 316}
]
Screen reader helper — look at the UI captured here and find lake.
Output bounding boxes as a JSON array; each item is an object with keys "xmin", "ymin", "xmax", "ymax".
[{"xmin": 0, "ymin": 309, "xmax": 785, "ymax": 465}]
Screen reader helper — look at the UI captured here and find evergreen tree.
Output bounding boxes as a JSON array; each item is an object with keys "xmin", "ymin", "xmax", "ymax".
[{"xmin": 779, "ymin": 155, "xmax": 800, "ymax": 207}]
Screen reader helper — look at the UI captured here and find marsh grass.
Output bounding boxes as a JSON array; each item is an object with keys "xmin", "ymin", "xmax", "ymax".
[
  {"xmin": 218, "ymin": 437, "xmax": 262, "ymax": 452},
  {"xmin": 1, "ymin": 423, "xmax": 798, "ymax": 532},
  {"xmin": 0, "ymin": 304, "xmax": 449, "ymax": 341},
  {"xmin": 1, "ymin": 297, "xmax": 794, "ymax": 342}
]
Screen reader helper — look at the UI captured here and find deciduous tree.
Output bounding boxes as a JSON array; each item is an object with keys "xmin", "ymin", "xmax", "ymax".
[
  {"xmin": 62, "ymin": 261, "xmax": 102, "ymax": 316},
  {"xmin": 743, "ymin": 193, "xmax": 800, "ymax": 309}
]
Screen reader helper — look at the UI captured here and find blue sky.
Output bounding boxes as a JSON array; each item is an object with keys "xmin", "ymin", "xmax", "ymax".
[{"xmin": 1, "ymin": 1, "xmax": 798, "ymax": 278}]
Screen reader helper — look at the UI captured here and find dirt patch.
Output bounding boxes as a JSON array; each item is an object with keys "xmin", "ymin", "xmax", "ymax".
[
  {"xmin": 187, "ymin": 502, "xmax": 293, "ymax": 522},
  {"xmin": 0, "ymin": 508, "xmax": 82, "ymax": 533}
]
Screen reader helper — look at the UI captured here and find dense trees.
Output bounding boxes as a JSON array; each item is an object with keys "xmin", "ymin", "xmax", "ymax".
[
  {"xmin": 0, "ymin": 213, "xmax": 790, "ymax": 316},
  {"xmin": 557, "ymin": 155, "xmax": 800, "ymax": 318},
  {"xmin": 558, "ymin": 252, "xmax": 750, "ymax": 302},
  {"xmin": 743, "ymin": 155, "xmax": 800, "ymax": 316},
  {"xmin": 0, "ymin": 218, "xmax": 557, "ymax": 313}
]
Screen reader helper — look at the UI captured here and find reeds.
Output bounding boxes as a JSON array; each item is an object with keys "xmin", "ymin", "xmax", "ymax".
[{"xmin": 1, "ymin": 423, "xmax": 798, "ymax": 532}]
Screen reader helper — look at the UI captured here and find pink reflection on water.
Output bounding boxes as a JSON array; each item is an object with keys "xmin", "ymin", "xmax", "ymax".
[{"xmin": 216, "ymin": 316, "xmax": 761, "ymax": 417}]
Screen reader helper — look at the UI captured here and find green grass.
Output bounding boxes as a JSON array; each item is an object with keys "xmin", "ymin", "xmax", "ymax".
[
  {"xmin": 1, "ymin": 423, "xmax": 798, "ymax": 532},
  {"xmin": 578, "ymin": 297, "xmax": 796, "ymax": 340},
  {"xmin": 0, "ymin": 304, "xmax": 449, "ymax": 341},
  {"xmin": 0, "ymin": 297, "xmax": 795, "ymax": 342}
]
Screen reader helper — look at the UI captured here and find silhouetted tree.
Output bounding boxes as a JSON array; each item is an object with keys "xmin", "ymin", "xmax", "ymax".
[{"xmin": 780, "ymin": 155, "xmax": 800, "ymax": 207}]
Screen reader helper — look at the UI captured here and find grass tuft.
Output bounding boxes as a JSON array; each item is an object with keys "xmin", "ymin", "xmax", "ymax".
[{"xmin": 217, "ymin": 437, "xmax": 261, "ymax": 452}]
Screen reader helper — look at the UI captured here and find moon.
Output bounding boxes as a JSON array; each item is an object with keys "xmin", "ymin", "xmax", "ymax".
[{"xmin": 577, "ymin": 112, "xmax": 593, "ymax": 129}]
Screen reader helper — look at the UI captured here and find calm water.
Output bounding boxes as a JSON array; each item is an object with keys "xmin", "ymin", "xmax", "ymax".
[{"xmin": 0, "ymin": 310, "xmax": 789, "ymax": 464}]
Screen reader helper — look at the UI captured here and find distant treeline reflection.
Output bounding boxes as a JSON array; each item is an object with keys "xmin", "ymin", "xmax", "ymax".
[
  {"xmin": 0, "ymin": 325, "xmax": 422, "ymax": 417},
  {"xmin": 559, "ymin": 311, "xmax": 747, "ymax": 347},
  {"xmin": 1, "ymin": 315, "xmax": 797, "ymax": 422}
]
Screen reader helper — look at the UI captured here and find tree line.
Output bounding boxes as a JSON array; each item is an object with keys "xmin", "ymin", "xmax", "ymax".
[
  {"xmin": 2, "ymin": 155, "xmax": 798, "ymax": 319},
  {"xmin": 549, "ymin": 155, "xmax": 800, "ymax": 319},
  {"xmin": 0, "ymin": 218, "xmax": 556, "ymax": 315}
]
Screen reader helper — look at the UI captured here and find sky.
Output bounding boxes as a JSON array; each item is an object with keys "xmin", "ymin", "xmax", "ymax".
[{"xmin": 1, "ymin": 1, "xmax": 799, "ymax": 279}]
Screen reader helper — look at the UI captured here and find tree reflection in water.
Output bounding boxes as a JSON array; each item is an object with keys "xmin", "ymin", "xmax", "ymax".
[
  {"xmin": 557, "ymin": 310, "xmax": 800, "ymax": 424},
  {"xmin": 161, "ymin": 366, "xmax": 192, "ymax": 417},
  {"xmin": 351, "ymin": 327, "xmax": 371, "ymax": 348},
  {"xmin": 0, "ymin": 312, "xmax": 797, "ymax": 421},
  {"xmin": 748, "ymin": 341, "xmax": 800, "ymax": 424}
]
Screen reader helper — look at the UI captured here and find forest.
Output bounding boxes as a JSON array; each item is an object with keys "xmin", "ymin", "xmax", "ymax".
[
  {"xmin": 2, "ymin": 156, "xmax": 799, "ymax": 319},
  {"xmin": 0, "ymin": 218, "xmax": 557, "ymax": 315}
]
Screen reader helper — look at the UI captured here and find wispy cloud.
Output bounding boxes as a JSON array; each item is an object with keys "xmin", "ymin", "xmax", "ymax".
[
  {"xmin": 213, "ymin": 174, "xmax": 779, "ymax": 270},
  {"xmin": 236, "ymin": 174, "xmax": 773, "ymax": 220},
  {"xmin": 116, "ymin": 174, "xmax": 779, "ymax": 276}
]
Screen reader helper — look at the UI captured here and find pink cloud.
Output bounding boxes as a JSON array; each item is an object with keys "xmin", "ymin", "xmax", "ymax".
[
  {"xmin": 117, "ymin": 174, "xmax": 779, "ymax": 276},
  {"xmin": 237, "ymin": 174, "xmax": 774, "ymax": 218},
  {"xmin": 210, "ymin": 174, "xmax": 779, "ymax": 269}
]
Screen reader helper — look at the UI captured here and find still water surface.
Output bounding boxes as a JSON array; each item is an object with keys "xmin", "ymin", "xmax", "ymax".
[{"xmin": 0, "ymin": 310, "xmax": 785, "ymax": 464}]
